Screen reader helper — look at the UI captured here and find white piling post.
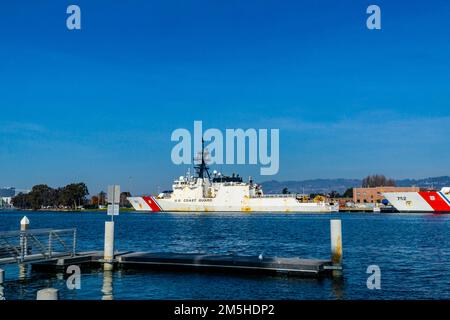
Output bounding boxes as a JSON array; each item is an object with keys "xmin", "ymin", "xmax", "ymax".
[
  {"xmin": 20, "ymin": 216, "xmax": 29, "ymax": 260},
  {"xmin": 0, "ymin": 269, "xmax": 4, "ymax": 300},
  {"xmin": 20, "ymin": 216, "xmax": 29, "ymax": 231},
  {"xmin": 104, "ymin": 221, "xmax": 115, "ymax": 271},
  {"xmin": 36, "ymin": 288, "xmax": 59, "ymax": 300},
  {"xmin": 330, "ymin": 219, "xmax": 343, "ymax": 276}
]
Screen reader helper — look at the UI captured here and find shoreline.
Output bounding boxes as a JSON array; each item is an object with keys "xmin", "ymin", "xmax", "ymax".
[{"xmin": 0, "ymin": 208, "xmax": 136, "ymax": 213}]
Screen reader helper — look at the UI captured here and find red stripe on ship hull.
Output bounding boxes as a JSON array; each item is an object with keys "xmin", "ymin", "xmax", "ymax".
[
  {"xmin": 418, "ymin": 191, "xmax": 450, "ymax": 212},
  {"xmin": 142, "ymin": 196, "xmax": 162, "ymax": 212}
]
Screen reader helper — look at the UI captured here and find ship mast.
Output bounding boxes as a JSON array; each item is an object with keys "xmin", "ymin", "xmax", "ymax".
[{"xmin": 194, "ymin": 138, "xmax": 211, "ymax": 180}]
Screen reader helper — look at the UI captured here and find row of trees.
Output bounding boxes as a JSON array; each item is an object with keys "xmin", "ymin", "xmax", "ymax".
[
  {"xmin": 12, "ymin": 183, "xmax": 89, "ymax": 210},
  {"xmin": 282, "ymin": 187, "xmax": 353, "ymax": 199},
  {"xmin": 308, "ymin": 189, "xmax": 353, "ymax": 199},
  {"xmin": 87, "ymin": 191, "xmax": 131, "ymax": 209},
  {"xmin": 12, "ymin": 183, "xmax": 132, "ymax": 210},
  {"xmin": 362, "ymin": 174, "xmax": 396, "ymax": 188}
]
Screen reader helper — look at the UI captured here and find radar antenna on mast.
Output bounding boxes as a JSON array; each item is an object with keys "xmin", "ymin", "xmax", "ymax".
[{"xmin": 194, "ymin": 138, "xmax": 211, "ymax": 180}]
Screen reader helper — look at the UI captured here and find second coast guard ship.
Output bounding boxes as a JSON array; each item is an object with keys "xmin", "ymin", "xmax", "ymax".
[{"xmin": 383, "ymin": 187, "xmax": 450, "ymax": 213}]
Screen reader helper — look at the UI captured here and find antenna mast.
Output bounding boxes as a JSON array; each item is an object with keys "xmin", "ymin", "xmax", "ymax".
[{"xmin": 194, "ymin": 138, "xmax": 211, "ymax": 180}]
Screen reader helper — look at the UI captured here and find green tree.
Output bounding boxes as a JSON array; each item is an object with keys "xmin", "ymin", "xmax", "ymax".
[
  {"xmin": 12, "ymin": 192, "xmax": 31, "ymax": 209},
  {"xmin": 343, "ymin": 188, "xmax": 353, "ymax": 198},
  {"xmin": 62, "ymin": 182, "xmax": 89, "ymax": 209},
  {"xmin": 12, "ymin": 182, "xmax": 89, "ymax": 210},
  {"xmin": 59, "ymin": 183, "xmax": 89, "ymax": 209},
  {"xmin": 120, "ymin": 192, "xmax": 132, "ymax": 208},
  {"xmin": 329, "ymin": 190, "xmax": 341, "ymax": 198},
  {"xmin": 362, "ymin": 175, "xmax": 396, "ymax": 188},
  {"xmin": 29, "ymin": 184, "xmax": 53, "ymax": 210}
]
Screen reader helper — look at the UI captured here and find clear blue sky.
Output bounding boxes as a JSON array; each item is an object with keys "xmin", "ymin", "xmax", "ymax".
[{"xmin": 1, "ymin": 0, "xmax": 449, "ymax": 195}]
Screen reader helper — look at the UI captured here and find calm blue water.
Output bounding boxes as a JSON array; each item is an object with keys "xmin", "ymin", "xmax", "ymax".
[{"xmin": 0, "ymin": 211, "xmax": 449, "ymax": 300}]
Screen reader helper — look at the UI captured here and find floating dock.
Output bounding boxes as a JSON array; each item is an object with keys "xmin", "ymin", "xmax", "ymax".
[
  {"xmin": 30, "ymin": 251, "xmax": 103, "ymax": 271},
  {"xmin": 118, "ymin": 252, "xmax": 337, "ymax": 277},
  {"xmin": 30, "ymin": 251, "xmax": 339, "ymax": 277}
]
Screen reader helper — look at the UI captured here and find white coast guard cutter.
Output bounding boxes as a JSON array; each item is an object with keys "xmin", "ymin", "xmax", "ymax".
[{"xmin": 128, "ymin": 140, "xmax": 338, "ymax": 213}]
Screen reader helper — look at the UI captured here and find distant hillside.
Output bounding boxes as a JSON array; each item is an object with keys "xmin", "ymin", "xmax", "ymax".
[
  {"xmin": 260, "ymin": 179, "xmax": 361, "ymax": 195},
  {"xmin": 261, "ymin": 176, "xmax": 450, "ymax": 195},
  {"xmin": 395, "ymin": 176, "xmax": 450, "ymax": 189}
]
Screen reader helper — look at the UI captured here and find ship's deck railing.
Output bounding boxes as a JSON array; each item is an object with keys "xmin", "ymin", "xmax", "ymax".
[
  {"xmin": 0, "ymin": 228, "xmax": 76, "ymax": 265},
  {"xmin": 250, "ymin": 194, "xmax": 308, "ymax": 198}
]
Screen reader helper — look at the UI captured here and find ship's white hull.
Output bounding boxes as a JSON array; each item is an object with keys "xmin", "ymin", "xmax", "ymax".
[
  {"xmin": 383, "ymin": 188, "xmax": 450, "ymax": 213},
  {"xmin": 129, "ymin": 163, "xmax": 338, "ymax": 213},
  {"xmin": 128, "ymin": 196, "xmax": 337, "ymax": 213}
]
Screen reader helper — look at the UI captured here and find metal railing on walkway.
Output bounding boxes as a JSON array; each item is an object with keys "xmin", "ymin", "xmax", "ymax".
[{"xmin": 0, "ymin": 228, "xmax": 77, "ymax": 265}]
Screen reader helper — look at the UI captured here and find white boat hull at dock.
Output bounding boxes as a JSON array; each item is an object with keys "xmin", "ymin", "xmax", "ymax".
[{"xmin": 128, "ymin": 195, "xmax": 336, "ymax": 213}]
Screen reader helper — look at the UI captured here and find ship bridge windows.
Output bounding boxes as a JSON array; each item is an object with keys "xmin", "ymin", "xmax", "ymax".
[{"xmin": 212, "ymin": 174, "xmax": 243, "ymax": 183}]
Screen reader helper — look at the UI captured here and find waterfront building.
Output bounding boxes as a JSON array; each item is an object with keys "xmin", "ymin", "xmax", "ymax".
[
  {"xmin": 1, "ymin": 197, "xmax": 13, "ymax": 208},
  {"xmin": 0, "ymin": 187, "xmax": 16, "ymax": 197},
  {"xmin": 353, "ymin": 186, "xmax": 420, "ymax": 204}
]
